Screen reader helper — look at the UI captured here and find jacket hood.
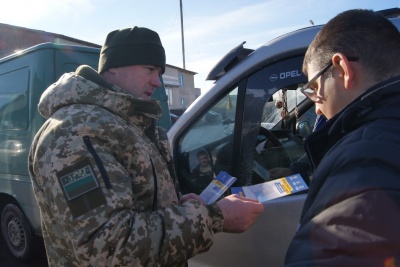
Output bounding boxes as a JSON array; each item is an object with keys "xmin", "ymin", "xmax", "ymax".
[{"xmin": 38, "ymin": 68, "xmax": 162, "ymax": 123}]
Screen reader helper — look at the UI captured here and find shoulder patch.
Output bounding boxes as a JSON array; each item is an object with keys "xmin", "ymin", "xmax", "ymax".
[
  {"xmin": 58, "ymin": 163, "xmax": 98, "ymax": 200},
  {"xmin": 57, "ymin": 159, "xmax": 107, "ymax": 218}
]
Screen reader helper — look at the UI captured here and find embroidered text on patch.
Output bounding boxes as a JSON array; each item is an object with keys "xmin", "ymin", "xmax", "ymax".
[{"xmin": 59, "ymin": 165, "xmax": 99, "ymax": 200}]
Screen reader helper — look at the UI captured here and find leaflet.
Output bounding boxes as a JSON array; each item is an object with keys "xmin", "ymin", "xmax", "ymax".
[
  {"xmin": 231, "ymin": 173, "xmax": 308, "ymax": 202},
  {"xmin": 199, "ymin": 171, "xmax": 237, "ymax": 205}
]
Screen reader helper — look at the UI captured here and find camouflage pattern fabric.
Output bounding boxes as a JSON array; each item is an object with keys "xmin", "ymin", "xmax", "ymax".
[{"xmin": 28, "ymin": 68, "xmax": 224, "ymax": 267}]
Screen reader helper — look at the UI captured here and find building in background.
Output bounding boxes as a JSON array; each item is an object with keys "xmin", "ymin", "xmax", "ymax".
[
  {"xmin": 163, "ymin": 65, "xmax": 200, "ymax": 114},
  {"xmin": 0, "ymin": 23, "xmax": 101, "ymax": 56},
  {"xmin": 0, "ymin": 23, "xmax": 200, "ymax": 114}
]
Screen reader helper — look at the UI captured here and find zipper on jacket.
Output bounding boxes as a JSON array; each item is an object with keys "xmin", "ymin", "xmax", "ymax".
[
  {"xmin": 150, "ymin": 157, "xmax": 158, "ymax": 211},
  {"xmin": 83, "ymin": 135, "xmax": 112, "ymax": 189},
  {"xmin": 149, "ymin": 157, "xmax": 165, "ymax": 260}
]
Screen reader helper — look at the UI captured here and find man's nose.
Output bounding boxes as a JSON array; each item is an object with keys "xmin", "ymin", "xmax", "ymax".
[{"xmin": 151, "ymin": 75, "xmax": 162, "ymax": 88}]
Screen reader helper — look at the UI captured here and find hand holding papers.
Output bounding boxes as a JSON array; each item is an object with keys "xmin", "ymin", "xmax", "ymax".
[
  {"xmin": 199, "ymin": 171, "xmax": 237, "ymax": 205},
  {"xmin": 231, "ymin": 174, "xmax": 308, "ymax": 202}
]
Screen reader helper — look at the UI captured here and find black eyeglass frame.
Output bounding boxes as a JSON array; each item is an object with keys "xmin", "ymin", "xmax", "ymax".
[{"xmin": 299, "ymin": 56, "xmax": 359, "ymax": 101}]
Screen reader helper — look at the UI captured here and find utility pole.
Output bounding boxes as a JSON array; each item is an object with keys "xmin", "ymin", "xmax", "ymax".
[{"xmin": 180, "ymin": 0, "xmax": 186, "ymax": 69}]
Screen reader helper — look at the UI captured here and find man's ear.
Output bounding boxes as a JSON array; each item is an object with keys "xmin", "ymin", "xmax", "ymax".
[{"xmin": 332, "ymin": 53, "xmax": 354, "ymax": 90}]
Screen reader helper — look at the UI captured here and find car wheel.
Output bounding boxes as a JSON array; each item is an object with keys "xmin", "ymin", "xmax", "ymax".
[{"xmin": 1, "ymin": 202, "xmax": 41, "ymax": 262}]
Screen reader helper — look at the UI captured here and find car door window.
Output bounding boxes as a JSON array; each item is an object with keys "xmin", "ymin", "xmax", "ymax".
[
  {"xmin": 0, "ymin": 68, "xmax": 29, "ymax": 130},
  {"xmin": 238, "ymin": 56, "xmax": 314, "ymax": 186},
  {"xmin": 177, "ymin": 87, "xmax": 238, "ymax": 194}
]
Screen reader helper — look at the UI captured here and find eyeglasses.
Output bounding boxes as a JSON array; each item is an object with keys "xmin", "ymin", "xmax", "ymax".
[{"xmin": 299, "ymin": 57, "xmax": 358, "ymax": 102}]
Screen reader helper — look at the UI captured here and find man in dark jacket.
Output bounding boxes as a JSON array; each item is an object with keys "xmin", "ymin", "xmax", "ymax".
[{"xmin": 284, "ymin": 9, "xmax": 400, "ymax": 266}]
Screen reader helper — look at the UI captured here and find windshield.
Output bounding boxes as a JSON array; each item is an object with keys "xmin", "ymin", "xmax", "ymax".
[{"xmin": 261, "ymin": 86, "xmax": 307, "ymax": 129}]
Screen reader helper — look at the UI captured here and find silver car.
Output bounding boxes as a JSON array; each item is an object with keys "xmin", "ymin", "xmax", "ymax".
[{"xmin": 168, "ymin": 11, "xmax": 400, "ymax": 267}]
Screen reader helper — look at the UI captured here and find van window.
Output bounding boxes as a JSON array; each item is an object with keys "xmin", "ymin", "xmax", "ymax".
[
  {"xmin": 240, "ymin": 56, "xmax": 313, "ymax": 185},
  {"xmin": 177, "ymin": 87, "xmax": 238, "ymax": 194},
  {"xmin": 0, "ymin": 68, "xmax": 29, "ymax": 130}
]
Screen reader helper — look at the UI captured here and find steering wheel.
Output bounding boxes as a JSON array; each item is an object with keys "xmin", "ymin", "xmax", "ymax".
[
  {"xmin": 259, "ymin": 127, "xmax": 284, "ymax": 148},
  {"xmin": 252, "ymin": 127, "xmax": 291, "ymax": 183}
]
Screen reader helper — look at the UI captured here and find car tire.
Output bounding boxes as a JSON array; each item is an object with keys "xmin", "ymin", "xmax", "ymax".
[{"xmin": 1, "ymin": 202, "xmax": 42, "ymax": 262}]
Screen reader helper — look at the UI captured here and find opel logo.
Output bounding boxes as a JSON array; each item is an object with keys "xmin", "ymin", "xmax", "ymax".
[{"xmin": 269, "ymin": 74, "xmax": 278, "ymax": 82}]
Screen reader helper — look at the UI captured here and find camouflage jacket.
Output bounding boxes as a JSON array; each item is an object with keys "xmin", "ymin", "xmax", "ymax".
[{"xmin": 28, "ymin": 66, "xmax": 224, "ymax": 267}]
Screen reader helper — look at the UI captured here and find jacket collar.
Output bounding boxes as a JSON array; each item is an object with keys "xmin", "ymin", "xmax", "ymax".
[{"xmin": 305, "ymin": 75, "xmax": 400, "ymax": 169}]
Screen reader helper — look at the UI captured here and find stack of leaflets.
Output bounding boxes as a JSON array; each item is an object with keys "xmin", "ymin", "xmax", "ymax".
[
  {"xmin": 199, "ymin": 171, "xmax": 237, "ymax": 205},
  {"xmin": 231, "ymin": 173, "xmax": 308, "ymax": 202}
]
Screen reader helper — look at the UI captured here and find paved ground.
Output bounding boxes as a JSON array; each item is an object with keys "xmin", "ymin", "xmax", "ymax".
[{"xmin": 0, "ymin": 234, "xmax": 48, "ymax": 267}]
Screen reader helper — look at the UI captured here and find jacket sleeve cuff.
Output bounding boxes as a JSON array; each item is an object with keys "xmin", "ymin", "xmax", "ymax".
[{"xmin": 207, "ymin": 203, "xmax": 224, "ymax": 233}]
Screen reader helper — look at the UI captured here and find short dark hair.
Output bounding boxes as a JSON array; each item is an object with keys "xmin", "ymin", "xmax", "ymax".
[{"xmin": 303, "ymin": 9, "xmax": 400, "ymax": 81}]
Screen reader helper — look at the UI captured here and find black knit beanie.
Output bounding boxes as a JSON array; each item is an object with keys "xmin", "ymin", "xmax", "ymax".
[{"xmin": 98, "ymin": 26, "xmax": 166, "ymax": 74}]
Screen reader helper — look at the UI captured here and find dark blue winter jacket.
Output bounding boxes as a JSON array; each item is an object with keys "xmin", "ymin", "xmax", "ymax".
[{"xmin": 284, "ymin": 76, "xmax": 400, "ymax": 267}]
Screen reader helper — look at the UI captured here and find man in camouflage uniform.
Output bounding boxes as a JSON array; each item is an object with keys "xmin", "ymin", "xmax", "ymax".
[{"xmin": 29, "ymin": 26, "xmax": 264, "ymax": 266}]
